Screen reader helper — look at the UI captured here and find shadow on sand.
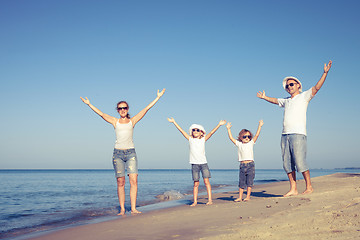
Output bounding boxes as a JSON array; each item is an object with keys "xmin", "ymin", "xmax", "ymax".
[{"xmin": 217, "ymin": 190, "xmax": 282, "ymax": 201}]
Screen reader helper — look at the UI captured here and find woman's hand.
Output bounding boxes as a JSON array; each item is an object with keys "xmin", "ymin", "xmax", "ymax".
[
  {"xmin": 80, "ymin": 97, "xmax": 90, "ymax": 105},
  {"xmin": 157, "ymin": 88, "xmax": 166, "ymax": 98}
]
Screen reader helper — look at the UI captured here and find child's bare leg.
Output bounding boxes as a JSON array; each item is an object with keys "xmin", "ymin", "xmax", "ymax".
[
  {"xmin": 302, "ymin": 170, "xmax": 313, "ymax": 194},
  {"xmin": 204, "ymin": 178, "xmax": 213, "ymax": 205},
  {"xmin": 234, "ymin": 188, "xmax": 244, "ymax": 202},
  {"xmin": 191, "ymin": 181, "xmax": 200, "ymax": 206},
  {"xmin": 244, "ymin": 186, "xmax": 252, "ymax": 201},
  {"xmin": 284, "ymin": 171, "xmax": 298, "ymax": 197}
]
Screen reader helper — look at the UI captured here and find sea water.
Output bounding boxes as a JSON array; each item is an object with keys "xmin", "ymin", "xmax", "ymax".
[{"xmin": 0, "ymin": 168, "xmax": 359, "ymax": 239}]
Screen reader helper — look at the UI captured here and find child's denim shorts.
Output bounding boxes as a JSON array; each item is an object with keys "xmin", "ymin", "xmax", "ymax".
[
  {"xmin": 191, "ymin": 163, "xmax": 211, "ymax": 181},
  {"xmin": 239, "ymin": 161, "xmax": 255, "ymax": 189},
  {"xmin": 112, "ymin": 148, "xmax": 138, "ymax": 178},
  {"xmin": 281, "ymin": 134, "xmax": 309, "ymax": 173}
]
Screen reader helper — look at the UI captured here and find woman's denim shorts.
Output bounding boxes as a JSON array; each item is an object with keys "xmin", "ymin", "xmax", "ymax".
[
  {"xmin": 191, "ymin": 164, "xmax": 211, "ymax": 181},
  {"xmin": 112, "ymin": 148, "xmax": 138, "ymax": 178},
  {"xmin": 239, "ymin": 161, "xmax": 255, "ymax": 189}
]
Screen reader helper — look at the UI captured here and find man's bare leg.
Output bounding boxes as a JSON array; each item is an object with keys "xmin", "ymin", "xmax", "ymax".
[
  {"xmin": 302, "ymin": 170, "xmax": 313, "ymax": 194},
  {"xmin": 284, "ymin": 171, "xmax": 298, "ymax": 197}
]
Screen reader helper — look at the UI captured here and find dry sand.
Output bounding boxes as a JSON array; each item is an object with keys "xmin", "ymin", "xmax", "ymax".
[{"xmin": 28, "ymin": 173, "xmax": 360, "ymax": 240}]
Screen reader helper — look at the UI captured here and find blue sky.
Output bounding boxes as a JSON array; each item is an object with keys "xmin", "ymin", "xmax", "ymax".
[{"xmin": 1, "ymin": 0, "xmax": 359, "ymax": 170}]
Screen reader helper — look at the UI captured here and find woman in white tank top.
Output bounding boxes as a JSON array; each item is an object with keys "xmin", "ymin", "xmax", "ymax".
[{"xmin": 80, "ymin": 89, "xmax": 165, "ymax": 215}]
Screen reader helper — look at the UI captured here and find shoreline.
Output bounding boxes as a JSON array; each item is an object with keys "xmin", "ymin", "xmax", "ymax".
[{"xmin": 21, "ymin": 172, "xmax": 360, "ymax": 240}]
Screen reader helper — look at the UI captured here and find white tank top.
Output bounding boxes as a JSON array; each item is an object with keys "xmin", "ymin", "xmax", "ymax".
[{"xmin": 114, "ymin": 120, "xmax": 135, "ymax": 149}]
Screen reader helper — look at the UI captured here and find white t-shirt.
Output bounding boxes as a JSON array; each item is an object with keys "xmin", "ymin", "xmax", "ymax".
[
  {"xmin": 114, "ymin": 120, "xmax": 135, "ymax": 149},
  {"xmin": 189, "ymin": 137, "xmax": 207, "ymax": 164},
  {"xmin": 278, "ymin": 88, "xmax": 313, "ymax": 136},
  {"xmin": 235, "ymin": 139, "xmax": 255, "ymax": 161}
]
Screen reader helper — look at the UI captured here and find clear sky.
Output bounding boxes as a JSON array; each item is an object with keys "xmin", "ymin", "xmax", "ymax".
[{"xmin": 1, "ymin": 0, "xmax": 359, "ymax": 170}]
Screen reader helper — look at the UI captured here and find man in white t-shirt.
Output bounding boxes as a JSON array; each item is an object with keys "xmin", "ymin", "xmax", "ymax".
[{"xmin": 257, "ymin": 61, "xmax": 332, "ymax": 197}]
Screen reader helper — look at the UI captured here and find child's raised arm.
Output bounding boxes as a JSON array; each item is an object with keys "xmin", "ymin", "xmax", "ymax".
[
  {"xmin": 167, "ymin": 117, "xmax": 190, "ymax": 140},
  {"xmin": 226, "ymin": 122, "xmax": 236, "ymax": 145},
  {"xmin": 205, "ymin": 120, "xmax": 226, "ymax": 141},
  {"xmin": 252, "ymin": 120, "xmax": 264, "ymax": 143},
  {"xmin": 132, "ymin": 88, "xmax": 166, "ymax": 127}
]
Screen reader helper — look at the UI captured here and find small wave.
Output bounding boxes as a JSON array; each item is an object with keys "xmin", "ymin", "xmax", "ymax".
[{"xmin": 155, "ymin": 190, "xmax": 184, "ymax": 201}]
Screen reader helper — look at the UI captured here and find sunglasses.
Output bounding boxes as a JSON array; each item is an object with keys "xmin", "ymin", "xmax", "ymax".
[
  {"xmin": 192, "ymin": 129, "xmax": 201, "ymax": 132},
  {"xmin": 117, "ymin": 107, "xmax": 128, "ymax": 111},
  {"xmin": 242, "ymin": 135, "xmax": 251, "ymax": 139},
  {"xmin": 286, "ymin": 82, "xmax": 297, "ymax": 89}
]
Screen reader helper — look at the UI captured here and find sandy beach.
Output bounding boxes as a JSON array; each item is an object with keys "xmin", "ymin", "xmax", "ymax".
[{"xmin": 27, "ymin": 173, "xmax": 360, "ymax": 240}]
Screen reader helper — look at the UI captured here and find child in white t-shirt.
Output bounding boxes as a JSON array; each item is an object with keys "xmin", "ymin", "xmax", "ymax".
[
  {"xmin": 168, "ymin": 117, "xmax": 226, "ymax": 206},
  {"xmin": 226, "ymin": 120, "xmax": 264, "ymax": 202}
]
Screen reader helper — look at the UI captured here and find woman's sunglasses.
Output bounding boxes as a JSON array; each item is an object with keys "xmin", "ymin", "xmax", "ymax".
[{"xmin": 117, "ymin": 107, "xmax": 128, "ymax": 111}]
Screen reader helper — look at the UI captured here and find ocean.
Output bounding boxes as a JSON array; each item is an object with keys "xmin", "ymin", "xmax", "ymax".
[{"xmin": 0, "ymin": 168, "xmax": 359, "ymax": 239}]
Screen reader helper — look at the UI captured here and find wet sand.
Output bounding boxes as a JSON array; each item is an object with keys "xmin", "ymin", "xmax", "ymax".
[{"xmin": 28, "ymin": 173, "xmax": 360, "ymax": 240}]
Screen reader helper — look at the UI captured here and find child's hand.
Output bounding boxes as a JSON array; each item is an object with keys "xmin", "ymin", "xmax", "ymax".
[
  {"xmin": 259, "ymin": 120, "xmax": 264, "ymax": 127},
  {"xmin": 226, "ymin": 122, "xmax": 232, "ymax": 129},
  {"xmin": 80, "ymin": 97, "xmax": 90, "ymax": 105},
  {"xmin": 219, "ymin": 120, "xmax": 226, "ymax": 126},
  {"xmin": 167, "ymin": 117, "xmax": 175, "ymax": 123},
  {"xmin": 257, "ymin": 90, "xmax": 266, "ymax": 99}
]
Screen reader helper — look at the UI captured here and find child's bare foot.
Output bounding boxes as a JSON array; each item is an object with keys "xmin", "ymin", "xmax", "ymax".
[
  {"xmin": 117, "ymin": 210, "xmax": 126, "ymax": 216},
  {"xmin": 302, "ymin": 187, "xmax": 313, "ymax": 195},
  {"xmin": 234, "ymin": 198, "xmax": 243, "ymax": 202},
  {"xmin": 131, "ymin": 209, "xmax": 142, "ymax": 215},
  {"xmin": 283, "ymin": 190, "xmax": 298, "ymax": 197},
  {"xmin": 206, "ymin": 201, "xmax": 213, "ymax": 205},
  {"xmin": 190, "ymin": 202, "xmax": 197, "ymax": 207},
  {"xmin": 243, "ymin": 197, "xmax": 250, "ymax": 202}
]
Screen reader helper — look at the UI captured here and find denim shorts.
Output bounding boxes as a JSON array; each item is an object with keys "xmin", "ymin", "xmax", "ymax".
[
  {"xmin": 239, "ymin": 161, "xmax": 255, "ymax": 189},
  {"xmin": 281, "ymin": 134, "xmax": 309, "ymax": 173},
  {"xmin": 191, "ymin": 164, "xmax": 211, "ymax": 181},
  {"xmin": 112, "ymin": 148, "xmax": 138, "ymax": 178}
]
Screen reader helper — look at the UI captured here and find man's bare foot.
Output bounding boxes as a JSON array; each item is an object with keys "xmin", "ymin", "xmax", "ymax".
[
  {"xmin": 117, "ymin": 210, "xmax": 126, "ymax": 216},
  {"xmin": 302, "ymin": 187, "xmax": 313, "ymax": 195},
  {"xmin": 206, "ymin": 201, "xmax": 213, "ymax": 205},
  {"xmin": 283, "ymin": 190, "xmax": 298, "ymax": 197},
  {"xmin": 131, "ymin": 209, "xmax": 142, "ymax": 215},
  {"xmin": 243, "ymin": 197, "xmax": 250, "ymax": 202},
  {"xmin": 234, "ymin": 198, "xmax": 243, "ymax": 202},
  {"xmin": 190, "ymin": 202, "xmax": 197, "ymax": 207}
]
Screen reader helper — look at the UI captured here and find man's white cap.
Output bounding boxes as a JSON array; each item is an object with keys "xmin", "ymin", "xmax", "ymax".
[
  {"xmin": 283, "ymin": 76, "xmax": 302, "ymax": 92},
  {"xmin": 189, "ymin": 124, "xmax": 206, "ymax": 135}
]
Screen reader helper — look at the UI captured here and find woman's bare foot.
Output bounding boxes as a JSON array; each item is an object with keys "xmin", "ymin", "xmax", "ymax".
[
  {"xmin": 117, "ymin": 210, "xmax": 126, "ymax": 216},
  {"xmin": 131, "ymin": 209, "xmax": 142, "ymax": 215},
  {"xmin": 234, "ymin": 198, "xmax": 243, "ymax": 202},
  {"xmin": 190, "ymin": 202, "xmax": 197, "ymax": 207},
  {"xmin": 283, "ymin": 190, "xmax": 298, "ymax": 197},
  {"xmin": 206, "ymin": 201, "xmax": 213, "ymax": 205}
]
